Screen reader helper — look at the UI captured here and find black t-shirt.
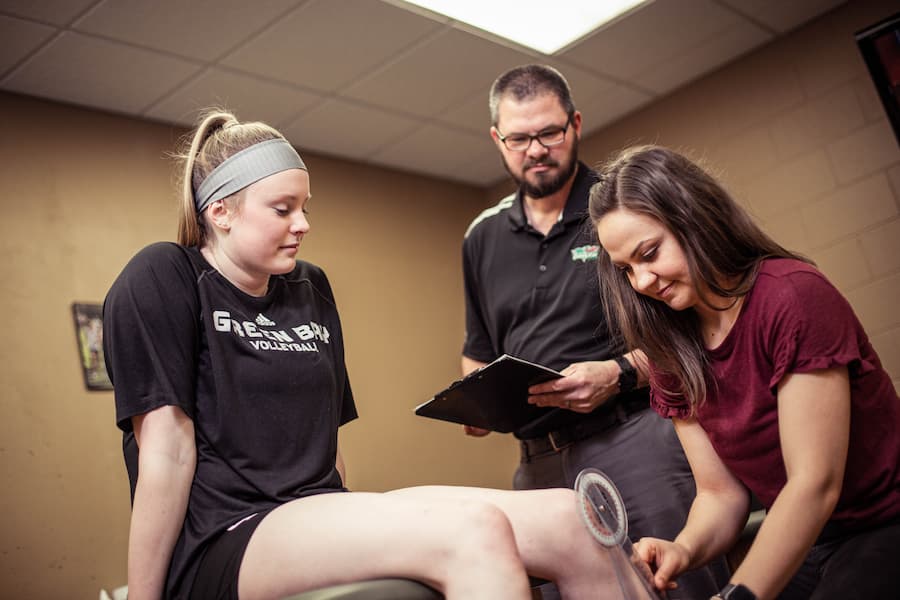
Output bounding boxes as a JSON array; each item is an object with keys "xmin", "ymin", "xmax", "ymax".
[
  {"xmin": 462, "ymin": 163, "xmax": 627, "ymax": 438},
  {"xmin": 103, "ymin": 242, "xmax": 357, "ymax": 599}
]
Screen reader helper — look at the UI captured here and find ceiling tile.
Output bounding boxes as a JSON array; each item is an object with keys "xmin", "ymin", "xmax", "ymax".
[
  {"xmin": 633, "ymin": 19, "xmax": 772, "ymax": 94},
  {"xmin": 73, "ymin": 0, "xmax": 302, "ymax": 62},
  {"xmin": 546, "ymin": 60, "xmax": 633, "ymax": 103},
  {"xmin": 0, "ymin": 0, "xmax": 855, "ymax": 187},
  {"xmin": 0, "ymin": 15, "xmax": 56, "ymax": 75},
  {"xmin": 544, "ymin": 59, "xmax": 653, "ymax": 132},
  {"xmin": 560, "ymin": 0, "xmax": 743, "ymax": 81},
  {"xmin": 342, "ymin": 27, "xmax": 535, "ymax": 118},
  {"xmin": 371, "ymin": 123, "xmax": 496, "ymax": 182},
  {"xmin": 0, "ymin": 0, "xmax": 97, "ymax": 25},
  {"xmin": 2, "ymin": 31, "xmax": 200, "ymax": 114},
  {"xmin": 577, "ymin": 83, "xmax": 655, "ymax": 132},
  {"xmin": 281, "ymin": 97, "xmax": 422, "ymax": 161},
  {"xmin": 222, "ymin": 0, "xmax": 441, "ymax": 93},
  {"xmin": 144, "ymin": 67, "xmax": 323, "ymax": 129},
  {"xmin": 436, "ymin": 93, "xmax": 491, "ymax": 134},
  {"xmin": 718, "ymin": 0, "xmax": 847, "ymax": 33}
]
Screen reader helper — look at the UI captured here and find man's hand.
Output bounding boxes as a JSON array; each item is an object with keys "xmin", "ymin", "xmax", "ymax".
[
  {"xmin": 463, "ymin": 425, "xmax": 491, "ymax": 437},
  {"xmin": 526, "ymin": 360, "xmax": 620, "ymax": 412}
]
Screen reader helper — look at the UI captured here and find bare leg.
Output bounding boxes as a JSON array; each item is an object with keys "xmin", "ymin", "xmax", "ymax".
[
  {"xmin": 238, "ymin": 486, "xmax": 621, "ymax": 600},
  {"xmin": 237, "ymin": 490, "xmax": 532, "ymax": 600},
  {"xmin": 387, "ymin": 486, "xmax": 622, "ymax": 600}
]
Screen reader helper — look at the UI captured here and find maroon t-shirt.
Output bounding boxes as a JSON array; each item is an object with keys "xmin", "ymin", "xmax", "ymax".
[{"xmin": 651, "ymin": 258, "xmax": 900, "ymax": 530}]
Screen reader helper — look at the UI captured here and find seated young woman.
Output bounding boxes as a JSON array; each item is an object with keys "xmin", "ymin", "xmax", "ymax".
[{"xmin": 103, "ymin": 108, "xmax": 628, "ymax": 600}]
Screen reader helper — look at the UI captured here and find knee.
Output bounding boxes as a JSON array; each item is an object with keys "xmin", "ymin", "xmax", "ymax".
[
  {"xmin": 538, "ymin": 488, "xmax": 610, "ymax": 559},
  {"xmin": 456, "ymin": 500, "xmax": 517, "ymax": 547},
  {"xmin": 541, "ymin": 488, "xmax": 581, "ymax": 532},
  {"xmin": 512, "ymin": 488, "xmax": 586, "ymax": 548},
  {"xmin": 438, "ymin": 499, "xmax": 524, "ymax": 570}
]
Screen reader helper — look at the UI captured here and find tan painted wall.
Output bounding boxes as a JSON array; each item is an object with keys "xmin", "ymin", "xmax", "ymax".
[{"xmin": 2, "ymin": 0, "xmax": 899, "ymax": 596}]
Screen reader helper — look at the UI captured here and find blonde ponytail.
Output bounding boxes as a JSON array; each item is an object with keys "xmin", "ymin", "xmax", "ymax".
[{"xmin": 175, "ymin": 108, "xmax": 285, "ymax": 247}]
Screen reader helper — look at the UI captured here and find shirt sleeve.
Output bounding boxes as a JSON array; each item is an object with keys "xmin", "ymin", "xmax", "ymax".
[
  {"xmin": 305, "ymin": 263, "xmax": 358, "ymax": 426},
  {"xmin": 461, "ymin": 234, "xmax": 496, "ymax": 362},
  {"xmin": 766, "ymin": 269, "xmax": 873, "ymax": 391},
  {"xmin": 648, "ymin": 368, "xmax": 693, "ymax": 419},
  {"xmin": 103, "ymin": 243, "xmax": 201, "ymax": 432},
  {"xmin": 339, "ymin": 377, "xmax": 357, "ymax": 426}
]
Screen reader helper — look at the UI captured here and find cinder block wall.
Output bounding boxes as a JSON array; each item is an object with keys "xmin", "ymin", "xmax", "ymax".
[{"xmin": 575, "ymin": 0, "xmax": 900, "ymax": 388}]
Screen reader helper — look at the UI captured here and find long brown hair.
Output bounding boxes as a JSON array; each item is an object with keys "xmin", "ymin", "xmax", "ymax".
[
  {"xmin": 174, "ymin": 108, "xmax": 285, "ymax": 247},
  {"xmin": 589, "ymin": 145, "xmax": 811, "ymax": 409}
]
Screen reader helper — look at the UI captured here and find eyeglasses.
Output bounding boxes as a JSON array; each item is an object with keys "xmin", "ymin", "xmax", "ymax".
[{"xmin": 495, "ymin": 115, "xmax": 573, "ymax": 152}]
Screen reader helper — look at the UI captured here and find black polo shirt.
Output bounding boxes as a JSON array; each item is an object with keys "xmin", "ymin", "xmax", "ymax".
[{"xmin": 462, "ymin": 162, "xmax": 626, "ymax": 439}]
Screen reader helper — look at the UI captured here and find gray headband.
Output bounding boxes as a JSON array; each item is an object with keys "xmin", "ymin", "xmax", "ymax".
[{"xmin": 194, "ymin": 138, "xmax": 307, "ymax": 213}]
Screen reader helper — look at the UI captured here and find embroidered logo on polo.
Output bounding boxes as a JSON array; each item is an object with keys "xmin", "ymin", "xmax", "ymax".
[
  {"xmin": 212, "ymin": 310, "xmax": 330, "ymax": 353},
  {"xmin": 571, "ymin": 245, "xmax": 599, "ymax": 262}
]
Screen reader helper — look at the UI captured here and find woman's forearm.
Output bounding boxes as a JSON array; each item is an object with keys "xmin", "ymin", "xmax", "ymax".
[
  {"xmin": 127, "ymin": 448, "xmax": 195, "ymax": 600},
  {"xmin": 127, "ymin": 447, "xmax": 195, "ymax": 600},
  {"xmin": 729, "ymin": 477, "xmax": 839, "ymax": 600},
  {"xmin": 732, "ymin": 367, "xmax": 851, "ymax": 599},
  {"xmin": 673, "ymin": 487, "xmax": 748, "ymax": 571},
  {"xmin": 668, "ymin": 418, "xmax": 750, "ymax": 573},
  {"xmin": 127, "ymin": 404, "xmax": 197, "ymax": 600}
]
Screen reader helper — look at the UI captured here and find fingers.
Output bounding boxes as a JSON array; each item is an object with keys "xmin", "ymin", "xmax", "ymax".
[
  {"xmin": 527, "ymin": 392, "xmax": 578, "ymax": 411},
  {"xmin": 528, "ymin": 362, "xmax": 617, "ymax": 411},
  {"xmin": 527, "ymin": 361, "xmax": 619, "ymax": 411},
  {"xmin": 633, "ymin": 538, "xmax": 655, "ymax": 563},
  {"xmin": 462, "ymin": 425, "xmax": 491, "ymax": 437},
  {"xmin": 527, "ymin": 391, "xmax": 598, "ymax": 412},
  {"xmin": 528, "ymin": 374, "xmax": 581, "ymax": 410},
  {"xmin": 528, "ymin": 376, "xmax": 575, "ymax": 395},
  {"xmin": 651, "ymin": 553, "xmax": 680, "ymax": 591},
  {"xmin": 633, "ymin": 538, "xmax": 684, "ymax": 592}
]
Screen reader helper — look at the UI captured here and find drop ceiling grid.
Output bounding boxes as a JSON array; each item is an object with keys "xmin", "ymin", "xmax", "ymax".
[{"xmin": 0, "ymin": 0, "xmax": 851, "ymax": 187}]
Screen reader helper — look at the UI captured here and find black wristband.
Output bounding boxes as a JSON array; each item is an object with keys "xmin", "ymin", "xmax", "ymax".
[{"xmin": 613, "ymin": 355, "xmax": 637, "ymax": 394}]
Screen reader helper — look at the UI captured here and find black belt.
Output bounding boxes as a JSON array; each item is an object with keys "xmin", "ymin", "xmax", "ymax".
[{"xmin": 519, "ymin": 393, "xmax": 650, "ymax": 459}]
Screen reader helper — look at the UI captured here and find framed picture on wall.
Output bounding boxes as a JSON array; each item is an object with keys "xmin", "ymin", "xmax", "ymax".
[
  {"xmin": 71, "ymin": 302, "xmax": 113, "ymax": 391},
  {"xmin": 856, "ymin": 12, "xmax": 900, "ymax": 146}
]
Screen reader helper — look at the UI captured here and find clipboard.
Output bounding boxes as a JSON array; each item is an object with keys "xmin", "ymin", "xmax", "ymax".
[{"xmin": 415, "ymin": 354, "xmax": 563, "ymax": 433}]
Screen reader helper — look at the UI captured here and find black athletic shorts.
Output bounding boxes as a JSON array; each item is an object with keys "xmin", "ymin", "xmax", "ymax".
[{"xmin": 189, "ymin": 509, "xmax": 273, "ymax": 600}]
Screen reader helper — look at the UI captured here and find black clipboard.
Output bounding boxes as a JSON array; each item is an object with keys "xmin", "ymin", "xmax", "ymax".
[{"xmin": 415, "ymin": 354, "xmax": 563, "ymax": 433}]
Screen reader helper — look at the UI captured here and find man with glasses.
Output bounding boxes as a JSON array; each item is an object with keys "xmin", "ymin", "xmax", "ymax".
[{"xmin": 460, "ymin": 64, "xmax": 728, "ymax": 599}]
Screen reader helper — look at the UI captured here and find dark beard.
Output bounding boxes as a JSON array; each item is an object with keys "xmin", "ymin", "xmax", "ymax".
[{"xmin": 502, "ymin": 137, "xmax": 579, "ymax": 199}]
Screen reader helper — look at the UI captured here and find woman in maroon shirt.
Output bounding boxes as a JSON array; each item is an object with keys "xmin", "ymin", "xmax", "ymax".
[{"xmin": 589, "ymin": 145, "xmax": 900, "ymax": 600}]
